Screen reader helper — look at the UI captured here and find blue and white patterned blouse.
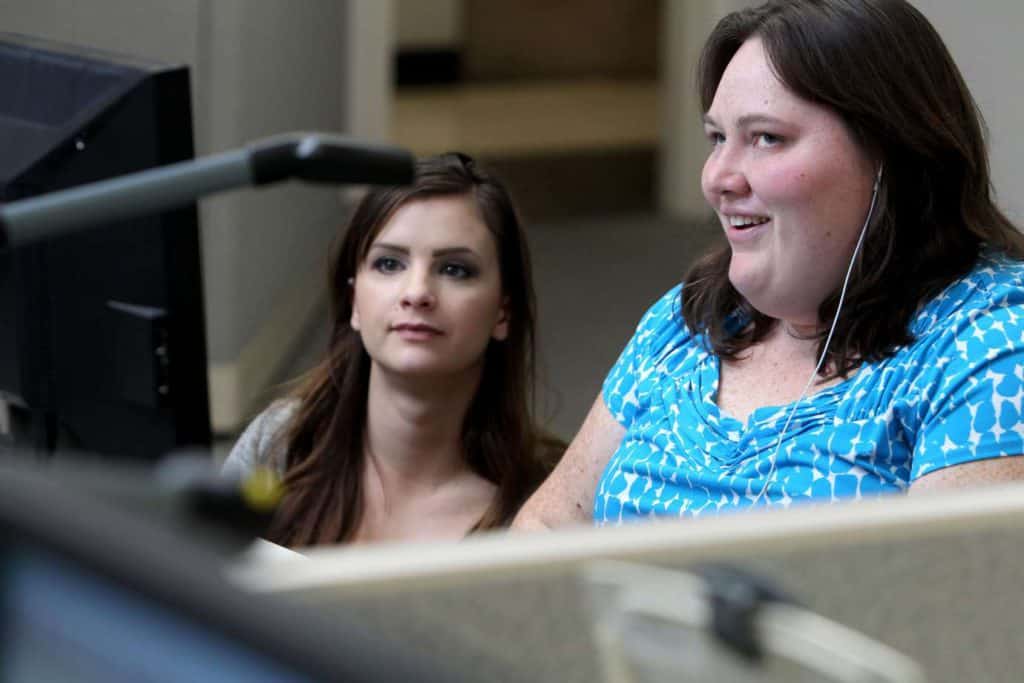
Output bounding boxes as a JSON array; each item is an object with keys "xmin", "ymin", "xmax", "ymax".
[{"xmin": 595, "ymin": 251, "xmax": 1024, "ymax": 524}]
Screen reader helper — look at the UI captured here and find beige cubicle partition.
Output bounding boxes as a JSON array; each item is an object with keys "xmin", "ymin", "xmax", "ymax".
[{"xmin": 230, "ymin": 484, "xmax": 1024, "ymax": 682}]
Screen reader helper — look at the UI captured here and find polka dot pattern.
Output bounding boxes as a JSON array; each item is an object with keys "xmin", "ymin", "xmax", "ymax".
[{"xmin": 595, "ymin": 252, "xmax": 1024, "ymax": 525}]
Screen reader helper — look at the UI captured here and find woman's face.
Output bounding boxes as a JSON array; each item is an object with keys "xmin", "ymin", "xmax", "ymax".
[
  {"xmin": 701, "ymin": 37, "xmax": 877, "ymax": 329},
  {"xmin": 350, "ymin": 195, "xmax": 508, "ymax": 380}
]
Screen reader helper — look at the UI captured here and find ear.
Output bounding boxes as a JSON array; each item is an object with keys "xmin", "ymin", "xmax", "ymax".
[{"xmin": 491, "ymin": 296, "xmax": 510, "ymax": 341}]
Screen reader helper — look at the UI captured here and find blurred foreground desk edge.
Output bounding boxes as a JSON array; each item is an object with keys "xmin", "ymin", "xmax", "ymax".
[{"xmin": 235, "ymin": 484, "xmax": 1024, "ymax": 683}]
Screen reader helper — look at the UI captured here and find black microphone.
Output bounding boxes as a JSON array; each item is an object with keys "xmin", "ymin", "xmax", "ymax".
[
  {"xmin": 249, "ymin": 133, "xmax": 415, "ymax": 186},
  {"xmin": 0, "ymin": 132, "xmax": 415, "ymax": 250}
]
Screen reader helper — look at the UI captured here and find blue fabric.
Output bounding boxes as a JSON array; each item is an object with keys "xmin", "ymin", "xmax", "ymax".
[{"xmin": 596, "ymin": 251, "xmax": 1024, "ymax": 525}]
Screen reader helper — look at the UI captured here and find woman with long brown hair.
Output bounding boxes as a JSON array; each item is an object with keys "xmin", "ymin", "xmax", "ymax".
[{"xmin": 225, "ymin": 153, "xmax": 562, "ymax": 547}]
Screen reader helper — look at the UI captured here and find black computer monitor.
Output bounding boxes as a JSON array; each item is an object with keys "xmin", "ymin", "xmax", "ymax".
[{"xmin": 0, "ymin": 33, "xmax": 210, "ymax": 460}]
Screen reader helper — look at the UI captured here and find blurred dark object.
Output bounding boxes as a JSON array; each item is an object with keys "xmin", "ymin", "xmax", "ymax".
[
  {"xmin": 695, "ymin": 563, "xmax": 796, "ymax": 662},
  {"xmin": 395, "ymin": 48, "xmax": 462, "ymax": 86},
  {"xmin": 154, "ymin": 453, "xmax": 281, "ymax": 545},
  {"xmin": 28, "ymin": 450, "xmax": 282, "ymax": 553},
  {"xmin": 0, "ymin": 451, "xmax": 458, "ymax": 682}
]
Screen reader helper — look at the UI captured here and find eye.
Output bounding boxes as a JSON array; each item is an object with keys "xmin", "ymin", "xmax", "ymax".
[
  {"xmin": 706, "ymin": 130, "xmax": 725, "ymax": 146},
  {"xmin": 440, "ymin": 262, "xmax": 476, "ymax": 279},
  {"xmin": 371, "ymin": 256, "xmax": 404, "ymax": 273},
  {"xmin": 753, "ymin": 132, "xmax": 783, "ymax": 148}
]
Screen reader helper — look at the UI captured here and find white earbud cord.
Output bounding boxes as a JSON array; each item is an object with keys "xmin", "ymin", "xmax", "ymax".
[{"xmin": 750, "ymin": 167, "xmax": 882, "ymax": 506}]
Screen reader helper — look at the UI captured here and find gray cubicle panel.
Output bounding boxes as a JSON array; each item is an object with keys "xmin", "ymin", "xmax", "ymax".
[{"xmin": 230, "ymin": 484, "xmax": 1024, "ymax": 682}]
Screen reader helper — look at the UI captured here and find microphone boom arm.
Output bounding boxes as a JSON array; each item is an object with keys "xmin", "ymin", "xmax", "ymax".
[{"xmin": 0, "ymin": 132, "xmax": 415, "ymax": 249}]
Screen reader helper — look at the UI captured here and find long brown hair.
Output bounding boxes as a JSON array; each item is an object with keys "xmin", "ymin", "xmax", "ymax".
[
  {"xmin": 267, "ymin": 153, "xmax": 561, "ymax": 547},
  {"xmin": 683, "ymin": 0, "xmax": 1024, "ymax": 376}
]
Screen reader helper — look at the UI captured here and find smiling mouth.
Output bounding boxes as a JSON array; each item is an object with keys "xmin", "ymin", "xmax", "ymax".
[{"xmin": 726, "ymin": 214, "xmax": 771, "ymax": 229}]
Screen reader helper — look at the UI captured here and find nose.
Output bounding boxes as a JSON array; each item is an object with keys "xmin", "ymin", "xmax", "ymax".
[
  {"xmin": 399, "ymin": 268, "xmax": 436, "ymax": 310},
  {"xmin": 702, "ymin": 146, "xmax": 750, "ymax": 201}
]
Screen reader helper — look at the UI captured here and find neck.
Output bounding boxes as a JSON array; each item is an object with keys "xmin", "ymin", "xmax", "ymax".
[
  {"xmin": 363, "ymin": 364, "xmax": 482, "ymax": 490},
  {"xmin": 766, "ymin": 318, "xmax": 828, "ymax": 369},
  {"xmin": 779, "ymin": 318, "xmax": 822, "ymax": 341}
]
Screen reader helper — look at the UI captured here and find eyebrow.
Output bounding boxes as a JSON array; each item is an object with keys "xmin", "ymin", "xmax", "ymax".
[
  {"xmin": 702, "ymin": 113, "xmax": 787, "ymax": 128},
  {"xmin": 369, "ymin": 243, "xmax": 481, "ymax": 258}
]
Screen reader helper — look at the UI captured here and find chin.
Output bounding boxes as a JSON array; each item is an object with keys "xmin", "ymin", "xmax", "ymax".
[
  {"xmin": 386, "ymin": 359, "xmax": 449, "ymax": 376},
  {"xmin": 729, "ymin": 279, "xmax": 788, "ymax": 320},
  {"xmin": 728, "ymin": 267, "xmax": 764, "ymax": 303},
  {"xmin": 380, "ymin": 356, "xmax": 483, "ymax": 382}
]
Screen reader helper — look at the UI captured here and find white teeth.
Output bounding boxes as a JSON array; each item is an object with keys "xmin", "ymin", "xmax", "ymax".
[{"xmin": 727, "ymin": 215, "xmax": 770, "ymax": 228}]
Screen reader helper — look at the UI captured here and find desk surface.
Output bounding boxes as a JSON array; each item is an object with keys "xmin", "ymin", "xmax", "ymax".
[{"xmin": 231, "ymin": 485, "xmax": 1024, "ymax": 683}]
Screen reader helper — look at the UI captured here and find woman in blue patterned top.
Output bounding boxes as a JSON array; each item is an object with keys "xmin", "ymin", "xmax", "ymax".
[{"xmin": 514, "ymin": 0, "xmax": 1024, "ymax": 529}]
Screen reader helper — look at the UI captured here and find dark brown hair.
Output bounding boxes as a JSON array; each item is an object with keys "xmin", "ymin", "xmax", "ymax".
[
  {"xmin": 684, "ymin": 0, "xmax": 1024, "ymax": 375},
  {"xmin": 267, "ymin": 153, "xmax": 562, "ymax": 547}
]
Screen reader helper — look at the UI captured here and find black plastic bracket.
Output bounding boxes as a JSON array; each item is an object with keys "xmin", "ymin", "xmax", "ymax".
[{"xmin": 694, "ymin": 563, "xmax": 796, "ymax": 661}]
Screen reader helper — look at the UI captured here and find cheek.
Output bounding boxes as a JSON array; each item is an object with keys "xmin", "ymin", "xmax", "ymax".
[
  {"xmin": 767, "ymin": 138, "xmax": 870, "ymax": 208},
  {"xmin": 457, "ymin": 292, "xmax": 504, "ymax": 333},
  {"xmin": 348, "ymin": 289, "xmax": 362, "ymax": 329},
  {"xmin": 351, "ymin": 287, "xmax": 383, "ymax": 327},
  {"xmin": 751, "ymin": 162, "xmax": 812, "ymax": 206},
  {"xmin": 700, "ymin": 158, "xmax": 716, "ymax": 204}
]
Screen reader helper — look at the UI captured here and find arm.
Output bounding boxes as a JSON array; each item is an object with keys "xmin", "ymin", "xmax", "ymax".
[
  {"xmin": 512, "ymin": 394, "xmax": 625, "ymax": 531},
  {"xmin": 907, "ymin": 268, "xmax": 1024, "ymax": 494},
  {"xmin": 910, "ymin": 456, "xmax": 1024, "ymax": 495},
  {"xmin": 514, "ymin": 285, "xmax": 682, "ymax": 529}
]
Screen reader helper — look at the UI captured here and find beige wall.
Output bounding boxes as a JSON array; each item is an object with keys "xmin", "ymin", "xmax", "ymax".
[
  {"xmin": 395, "ymin": 0, "xmax": 462, "ymax": 49},
  {"xmin": 912, "ymin": 0, "xmax": 1024, "ymax": 225},
  {"xmin": 463, "ymin": 0, "xmax": 658, "ymax": 81},
  {"xmin": 659, "ymin": 0, "xmax": 756, "ymax": 219}
]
